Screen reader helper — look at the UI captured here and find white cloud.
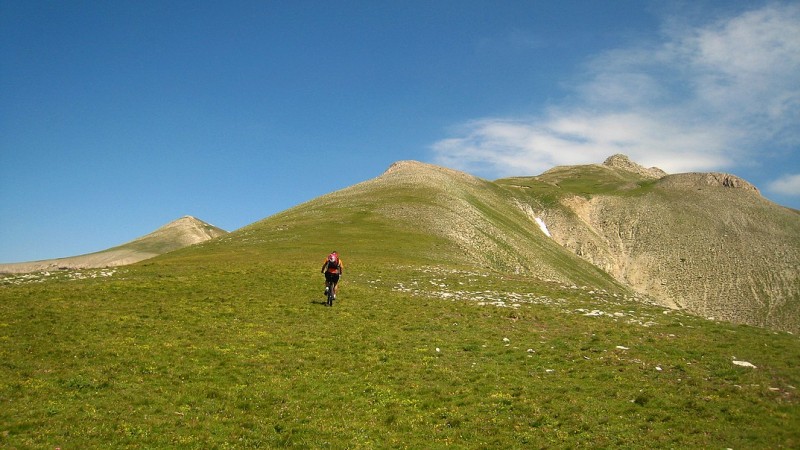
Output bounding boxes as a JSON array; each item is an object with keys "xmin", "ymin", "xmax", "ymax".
[
  {"xmin": 768, "ymin": 174, "xmax": 800, "ymax": 196},
  {"xmin": 432, "ymin": 111, "xmax": 733, "ymax": 176},
  {"xmin": 432, "ymin": 3, "xmax": 800, "ymax": 178},
  {"xmin": 677, "ymin": 4, "xmax": 800, "ymax": 135}
]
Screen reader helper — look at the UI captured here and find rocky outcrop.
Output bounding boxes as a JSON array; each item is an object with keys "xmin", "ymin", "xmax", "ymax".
[
  {"xmin": 602, "ymin": 154, "xmax": 667, "ymax": 179},
  {"xmin": 657, "ymin": 172, "xmax": 761, "ymax": 194}
]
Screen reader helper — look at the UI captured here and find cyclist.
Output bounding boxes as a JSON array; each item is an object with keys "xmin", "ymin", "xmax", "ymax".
[{"xmin": 321, "ymin": 251, "xmax": 343, "ymax": 301}]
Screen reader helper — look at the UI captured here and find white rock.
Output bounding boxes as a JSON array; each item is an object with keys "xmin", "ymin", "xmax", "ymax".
[{"xmin": 732, "ymin": 360, "xmax": 757, "ymax": 368}]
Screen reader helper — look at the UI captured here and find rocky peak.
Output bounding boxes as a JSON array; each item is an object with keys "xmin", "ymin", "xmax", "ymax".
[
  {"xmin": 157, "ymin": 215, "xmax": 204, "ymax": 231},
  {"xmin": 384, "ymin": 160, "xmax": 428, "ymax": 175},
  {"xmin": 603, "ymin": 154, "xmax": 667, "ymax": 179},
  {"xmin": 147, "ymin": 216, "xmax": 227, "ymax": 245},
  {"xmin": 381, "ymin": 160, "xmax": 485, "ymax": 187}
]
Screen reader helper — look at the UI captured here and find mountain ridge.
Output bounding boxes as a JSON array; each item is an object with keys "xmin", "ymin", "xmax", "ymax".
[
  {"xmin": 207, "ymin": 154, "xmax": 798, "ymax": 331},
  {"xmin": 4, "ymin": 156, "xmax": 797, "ymax": 331},
  {"xmin": 0, "ymin": 216, "xmax": 227, "ymax": 273}
]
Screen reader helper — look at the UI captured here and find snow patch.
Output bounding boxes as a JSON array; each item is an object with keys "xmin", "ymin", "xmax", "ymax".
[
  {"xmin": 512, "ymin": 200, "xmax": 551, "ymax": 238},
  {"xmin": 535, "ymin": 217, "xmax": 551, "ymax": 237}
]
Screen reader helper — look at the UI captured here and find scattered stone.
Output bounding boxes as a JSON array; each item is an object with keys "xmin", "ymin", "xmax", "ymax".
[
  {"xmin": 732, "ymin": 360, "xmax": 757, "ymax": 369},
  {"xmin": 383, "ymin": 265, "xmax": 669, "ymax": 329}
]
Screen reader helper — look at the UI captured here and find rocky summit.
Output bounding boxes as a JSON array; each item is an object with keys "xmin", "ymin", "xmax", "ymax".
[{"xmin": 602, "ymin": 153, "xmax": 667, "ymax": 179}]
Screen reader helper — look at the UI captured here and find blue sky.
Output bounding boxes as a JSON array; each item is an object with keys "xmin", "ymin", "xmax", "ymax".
[{"xmin": 1, "ymin": 1, "xmax": 798, "ymax": 263}]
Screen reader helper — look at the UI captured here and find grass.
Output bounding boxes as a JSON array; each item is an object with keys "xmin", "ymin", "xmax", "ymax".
[
  {"xmin": 2, "ymin": 163, "xmax": 798, "ymax": 448},
  {"xmin": 496, "ymin": 165, "xmax": 659, "ymax": 205},
  {"xmin": 2, "ymin": 256, "xmax": 799, "ymax": 448}
]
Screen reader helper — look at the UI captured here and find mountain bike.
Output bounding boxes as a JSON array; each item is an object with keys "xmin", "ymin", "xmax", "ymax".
[{"xmin": 324, "ymin": 279, "xmax": 337, "ymax": 306}]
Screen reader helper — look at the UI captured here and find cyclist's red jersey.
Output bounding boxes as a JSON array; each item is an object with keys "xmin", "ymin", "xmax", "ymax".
[{"xmin": 322, "ymin": 254, "xmax": 343, "ymax": 275}]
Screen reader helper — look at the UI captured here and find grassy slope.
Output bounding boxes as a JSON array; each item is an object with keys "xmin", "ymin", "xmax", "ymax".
[
  {"xmin": 2, "ymin": 163, "xmax": 799, "ymax": 448},
  {"xmin": 2, "ymin": 253, "xmax": 798, "ymax": 448}
]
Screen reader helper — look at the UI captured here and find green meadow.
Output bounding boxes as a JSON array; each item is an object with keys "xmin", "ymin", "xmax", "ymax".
[{"xmin": 2, "ymin": 253, "xmax": 798, "ymax": 448}]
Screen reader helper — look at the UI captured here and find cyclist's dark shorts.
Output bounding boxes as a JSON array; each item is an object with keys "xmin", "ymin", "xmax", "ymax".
[{"xmin": 325, "ymin": 272, "xmax": 340, "ymax": 284}]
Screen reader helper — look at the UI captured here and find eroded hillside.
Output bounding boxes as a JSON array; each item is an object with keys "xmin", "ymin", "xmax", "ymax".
[{"xmin": 502, "ymin": 155, "xmax": 800, "ymax": 332}]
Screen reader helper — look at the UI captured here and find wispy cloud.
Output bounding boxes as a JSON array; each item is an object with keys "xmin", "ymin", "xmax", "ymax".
[
  {"xmin": 432, "ymin": 3, "xmax": 800, "ymax": 178},
  {"xmin": 768, "ymin": 174, "xmax": 800, "ymax": 196}
]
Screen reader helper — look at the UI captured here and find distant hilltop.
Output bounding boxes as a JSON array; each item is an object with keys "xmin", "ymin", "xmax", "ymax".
[
  {"xmin": 0, "ymin": 216, "xmax": 227, "ymax": 274},
  {"xmin": 602, "ymin": 154, "xmax": 667, "ymax": 179}
]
